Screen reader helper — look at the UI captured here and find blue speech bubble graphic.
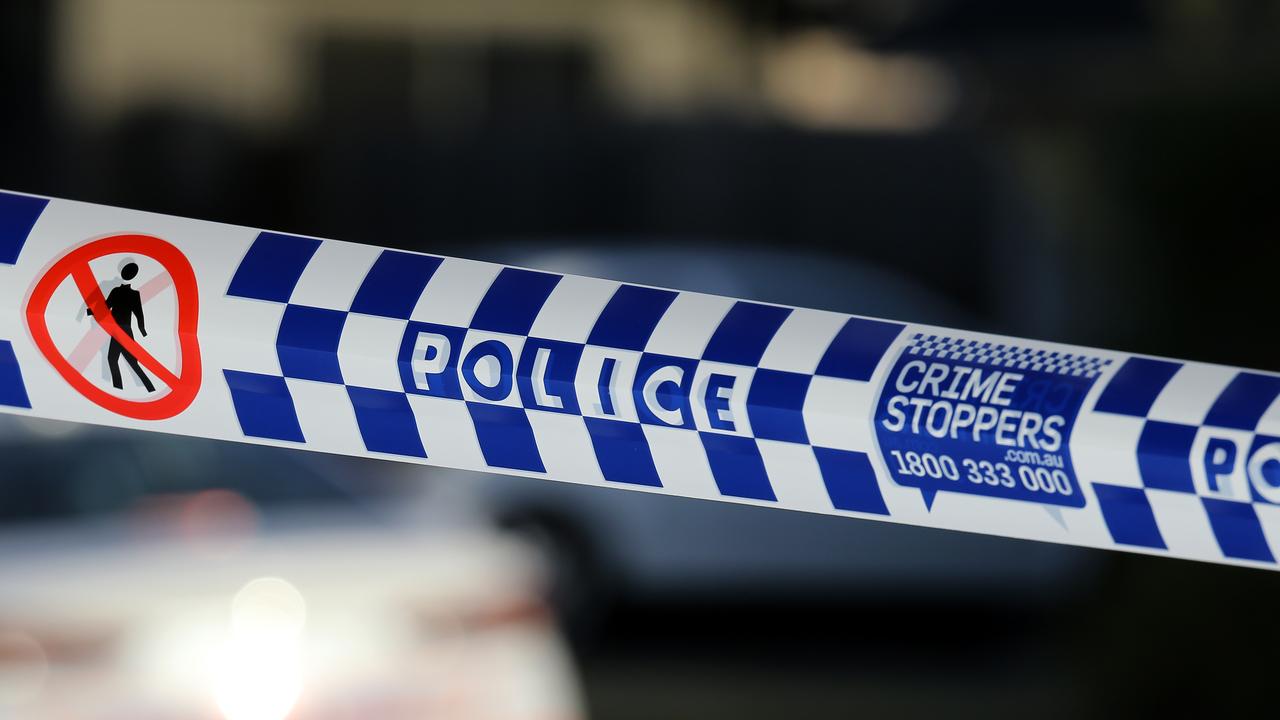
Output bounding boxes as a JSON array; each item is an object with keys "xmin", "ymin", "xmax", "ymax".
[{"xmin": 874, "ymin": 334, "xmax": 1106, "ymax": 510}]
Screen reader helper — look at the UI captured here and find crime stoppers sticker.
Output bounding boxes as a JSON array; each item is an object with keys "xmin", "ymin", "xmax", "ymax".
[{"xmin": 874, "ymin": 333, "xmax": 1110, "ymax": 510}]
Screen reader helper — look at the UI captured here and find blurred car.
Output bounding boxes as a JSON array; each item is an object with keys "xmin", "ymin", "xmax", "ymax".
[
  {"xmin": 422, "ymin": 245, "xmax": 1105, "ymax": 628},
  {"xmin": 0, "ymin": 420, "xmax": 584, "ymax": 720},
  {"xmin": 0, "ymin": 522, "xmax": 583, "ymax": 720}
]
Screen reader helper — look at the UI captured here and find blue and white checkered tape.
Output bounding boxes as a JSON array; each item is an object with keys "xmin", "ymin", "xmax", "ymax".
[{"xmin": 3, "ymin": 188, "xmax": 1280, "ymax": 570}]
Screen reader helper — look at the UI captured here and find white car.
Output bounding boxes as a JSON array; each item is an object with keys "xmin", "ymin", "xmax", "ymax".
[
  {"xmin": 0, "ymin": 519, "xmax": 584, "ymax": 720},
  {"xmin": 0, "ymin": 419, "xmax": 584, "ymax": 720}
]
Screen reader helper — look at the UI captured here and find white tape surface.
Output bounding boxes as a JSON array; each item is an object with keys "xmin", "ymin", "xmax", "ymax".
[{"xmin": 2, "ymin": 189, "xmax": 1279, "ymax": 570}]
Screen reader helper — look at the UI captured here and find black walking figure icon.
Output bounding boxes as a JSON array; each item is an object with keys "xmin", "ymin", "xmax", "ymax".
[{"xmin": 88, "ymin": 261, "xmax": 156, "ymax": 392}]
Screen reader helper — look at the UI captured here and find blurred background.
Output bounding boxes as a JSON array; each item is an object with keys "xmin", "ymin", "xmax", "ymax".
[{"xmin": 2, "ymin": 0, "xmax": 1280, "ymax": 718}]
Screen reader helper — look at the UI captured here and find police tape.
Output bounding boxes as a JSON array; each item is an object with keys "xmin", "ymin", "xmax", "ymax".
[{"xmin": 2, "ymin": 188, "xmax": 1279, "ymax": 570}]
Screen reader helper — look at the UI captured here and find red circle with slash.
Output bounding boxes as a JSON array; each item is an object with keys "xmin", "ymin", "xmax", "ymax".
[{"xmin": 26, "ymin": 234, "xmax": 202, "ymax": 420}]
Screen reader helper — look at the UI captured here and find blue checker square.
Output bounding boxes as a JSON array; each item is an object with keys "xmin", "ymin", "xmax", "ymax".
[
  {"xmin": 633, "ymin": 353, "xmax": 697, "ymax": 428},
  {"xmin": 398, "ymin": 322, "xmax": 467, "ymax": 400},
  {"xmin": 468, "ymin": 403, "xmax": 546, "ymax": 473},
  {"xmin": 1093, "ymin": 357, "xmax": 1181, "ymax": 417},
  {"xmin": 585, "ymin": 417, "xmax": 662, "ymax": 487},
  {"xmin": 1250, "ymin": 435, "xmax": 1280, "ymax": 500},
  {"xmin": 1093, "ymin": 483, "xmax": 1166, "ymax": 549},
  {"xmin": 223, "ymin": 370, "xmax": 305, "ymax": 442},
  {"xmin": 0, "ymin": 340, "xmax": 32, "ymax": 408},
  {"xmin": 226, "ymin": 231, "xmax": 322, "ymax": 302},
  {"xmin": 746, "ymin": 369, "xmax": 810, "ymax": 444},
  {"xmin": 1204, "ymin": 372, "xmax": 1280, "ymax": 431},
  {"xmin": 700, "ymin": 433, "xmax": 776, "ymax": 501},
  {"xmin": 813, "ymin": 447, "xmax": 889, "ymax": 515},
  {"xmin": 587, "ymin": 285, "xmax": 678, "ymax": 351},
  {"xmin": 516, "ymin": 338, "xmax": 584, "ymax": 414},
  {"xmin": 470, "ymin": 268, "xmax": 562, "ymax": 335},
  {"xmin": 816, "ymin": 317, "xmax": 905, "ymax": 382},
  {"xmin": 347, "ymin": 386, "xmax": 425, "ymax": 458},
  {"xmin": 461, "ymin": 340, "xmax": 516, "ymax": 402},
  {"xmin": 277, "ymin": 305, "xmax": 347, "ymax": 383},
  {"xmin": 1202, "ymin": 498, "xmax": 1275, "ymax": 563},
  {"xmin": 350, "ymin": 250, "xmax": 442, "ymax": 319},
  {"xmin": 703, "ymin": 301, "xmax": 792, "ymax": 366},
  {"xmin": 0, "ymin": 191, "xmax": 48, "ymax": 265},
  {"xmin": 1136, "ymin": 421, "xmax": 1197, "ymax": 493}
]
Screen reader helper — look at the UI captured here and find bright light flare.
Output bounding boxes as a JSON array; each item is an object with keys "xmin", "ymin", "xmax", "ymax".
[{"xmin": 210, "ymin": 577, "xmax": 307, "ymax": 720}]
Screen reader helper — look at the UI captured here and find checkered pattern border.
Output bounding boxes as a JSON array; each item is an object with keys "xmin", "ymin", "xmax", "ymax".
[
  {"xmin": 220, "ymin": 230, "xmax": 905, "ymax": 516},
  {"xmin": 0, "ymin": 191, "xmax": 48, "ymax": 408},
  {"xmin": 908, "ymin": 333, "xmax": 1112, "ymax": 378},
  {"xmin": 1090, "ymin": 357, "xmax": 1280, "ymax": 564}
]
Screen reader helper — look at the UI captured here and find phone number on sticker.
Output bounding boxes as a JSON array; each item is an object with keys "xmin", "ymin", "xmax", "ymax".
[{"xmin": 886, "ymin": 450, "xmax": 1075, "ymax": 497}]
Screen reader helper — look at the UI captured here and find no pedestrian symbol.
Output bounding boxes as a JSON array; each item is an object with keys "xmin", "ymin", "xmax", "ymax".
[{"xmin": 26, "ymin": 234, "xmax": 202, "ymax": 420}]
